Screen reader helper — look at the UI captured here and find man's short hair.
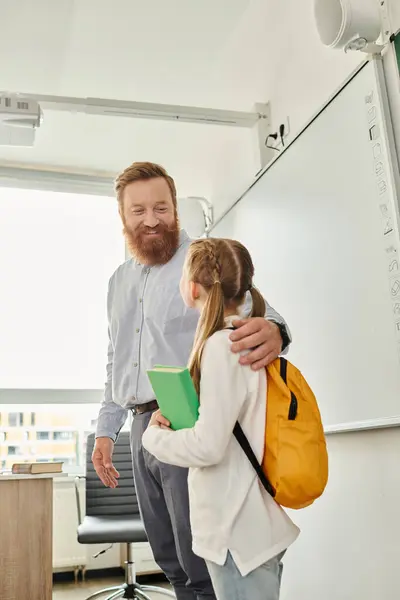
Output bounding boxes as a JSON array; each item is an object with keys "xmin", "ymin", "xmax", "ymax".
[{"xmin": 115, "ymin": 162, "xmax": 177, "ymax": 210}]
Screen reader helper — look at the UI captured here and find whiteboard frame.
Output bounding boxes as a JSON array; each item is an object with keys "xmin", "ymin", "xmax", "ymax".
[
  {"xmin": 324, "ymin": 416, "xmax": 400, "ymax": 435},
  {"xmin": 326, "ymin": 57, "xmax": 400, "ymax": 432},
  {"xmin": 212, "ymin": 57, "xmax": 400, "ymax": 434}
]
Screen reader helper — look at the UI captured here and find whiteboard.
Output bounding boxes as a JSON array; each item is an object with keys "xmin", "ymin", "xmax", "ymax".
[{"xmin": 212, "ymin": 59, "xmax": 400, "ymax": 432}]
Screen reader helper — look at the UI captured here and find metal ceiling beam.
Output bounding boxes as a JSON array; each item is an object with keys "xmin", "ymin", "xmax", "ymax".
[{"xmin": 6, "ymin": 92, "xmax": 266, "ymax": 127}]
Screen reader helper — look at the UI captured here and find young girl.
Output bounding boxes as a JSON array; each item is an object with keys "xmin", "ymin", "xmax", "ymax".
[{"xmin": 142, "ymin": 238, "xmax": 299, "ymax": 600}]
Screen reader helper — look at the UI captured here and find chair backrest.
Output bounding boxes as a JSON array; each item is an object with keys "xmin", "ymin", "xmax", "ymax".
[{"xmin": 85, "ymin": 432, "xmax": 139, "ymax": 517}]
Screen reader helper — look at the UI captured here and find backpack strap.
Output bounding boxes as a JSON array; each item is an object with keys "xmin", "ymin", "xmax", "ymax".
[
  {"xmin": 233, "ymin": 422, "xmax": 276, "ymax": 497},
  {"xmin": 280, "ymin": 356, "xmax": 288, "ymax": 382},
  {"xmin": 225, "ymin": 325, "xmax": 276, "ymax": 497},
  {"xmin": 280, "ymin": 356, "xmax": 298, "ymax": 420}
]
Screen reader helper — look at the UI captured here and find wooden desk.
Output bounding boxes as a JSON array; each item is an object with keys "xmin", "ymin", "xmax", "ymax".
[{"xmin": 0, "ymin": 474, "xmax": 53, "ymax": 600}]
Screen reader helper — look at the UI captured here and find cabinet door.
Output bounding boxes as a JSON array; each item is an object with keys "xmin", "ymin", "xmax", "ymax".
[{"xmin": 53, "ymin": 478, "xmax": 86, "ymax": 569}]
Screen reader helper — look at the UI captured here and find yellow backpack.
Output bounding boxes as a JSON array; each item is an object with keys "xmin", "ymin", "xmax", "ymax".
[{"xmin": 234, "ymin": 357, "xmax": 329, "ymax": 510}]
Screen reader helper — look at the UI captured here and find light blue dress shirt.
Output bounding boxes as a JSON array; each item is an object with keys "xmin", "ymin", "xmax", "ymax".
[{"xmin": 96, "ymin": 230, "xmax": 290, "ymax": 441}]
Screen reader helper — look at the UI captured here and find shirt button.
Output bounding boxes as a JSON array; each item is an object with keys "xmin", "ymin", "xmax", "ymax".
[
  {"xmin": 133, "ymin": 362, "xmax": 138, "ymax": 367},
  {"xmin": 139, "ymin": 299, "xmax": 143, "ymax": 303},
  {"xmin": 135, "ymin": 328, "xmax": 140, "ymax": 333}
]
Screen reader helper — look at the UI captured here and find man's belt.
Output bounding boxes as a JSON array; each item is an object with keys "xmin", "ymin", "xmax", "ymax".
[{"xmin": 131, "ymin": 400, "xmax": 159, "ymax": 415}]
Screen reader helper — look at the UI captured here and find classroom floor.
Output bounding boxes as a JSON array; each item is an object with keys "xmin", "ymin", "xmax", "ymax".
[{"xmin": 53, "ymin": 575, "xmax": 173, "ymax": 599}]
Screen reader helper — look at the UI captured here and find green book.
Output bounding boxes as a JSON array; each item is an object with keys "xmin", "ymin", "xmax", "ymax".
[{"xmin": 147, "ymin": 365, "xmax": 199, "ymax": 431}]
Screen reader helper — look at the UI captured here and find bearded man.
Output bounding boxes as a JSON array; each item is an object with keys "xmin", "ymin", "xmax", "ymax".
[{"xmin": 92, "ymin": 162, "xmax": 291, "ymax": 600}]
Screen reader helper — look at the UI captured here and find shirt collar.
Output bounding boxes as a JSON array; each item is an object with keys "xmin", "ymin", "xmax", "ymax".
[{"xmin": 224, "ymin": 314, "xmax": 240, "ymax": 327}]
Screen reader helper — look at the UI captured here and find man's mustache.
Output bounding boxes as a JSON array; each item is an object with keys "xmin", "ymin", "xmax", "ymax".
[{"xmin": 138, "ymin": 224, "xmax": 170, "ymax": 235}]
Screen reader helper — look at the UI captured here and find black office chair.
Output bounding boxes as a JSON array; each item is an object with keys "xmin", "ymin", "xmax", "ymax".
[{"xmin": 75, "ymin": 432, "xmax": 174, "ymax": 600}]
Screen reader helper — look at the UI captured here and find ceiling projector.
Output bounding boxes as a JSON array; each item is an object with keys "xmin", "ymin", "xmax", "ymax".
[{"xmin": 0, "ymin": 94, "xmax": 42, "ymax": 146}]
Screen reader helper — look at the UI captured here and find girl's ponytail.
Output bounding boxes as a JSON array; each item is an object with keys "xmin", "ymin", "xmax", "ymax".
[
  {"xmin": 249, "ymin": 285, "xmax": 266, "ymax": 318},
  {"xmin": 189, "ymin": 281, "xmax": 225, "ymax": 394}
]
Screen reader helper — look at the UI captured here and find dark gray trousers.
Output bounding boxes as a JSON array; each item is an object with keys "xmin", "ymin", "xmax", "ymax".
[{"xmin": 130, "ymin": 412, "xmax": 216, "ymax": 600}]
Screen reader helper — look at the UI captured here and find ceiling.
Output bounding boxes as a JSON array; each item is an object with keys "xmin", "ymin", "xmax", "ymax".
[
  {"xmin": 0, "ymin": 0, "xmax": 266, "ymax": 198},
  {"xmin": 1, "ymin": 0, "xmax": 389, "ymax": 205},
  {"xmin": 0, "ymin": 0, "xmax": 254, "ymax": 108},
  {"xmin": 2, "ymin": 0, "xmax": 397, "ymax": 110},
  {"xmin": 0, "ymin": 0, "xmax": 264, "ymax": 202}
]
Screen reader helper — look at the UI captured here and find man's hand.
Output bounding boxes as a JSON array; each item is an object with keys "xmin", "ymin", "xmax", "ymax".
[
  {"xmin": 148, "ymin": 410, "xmax": 171, "ymax": 430},
  {"xmin": 230, "ymin": 317, "xmax": 283, "ymax": 371},
  {"xmin": 92, "ymin": 437, "xmax": 119, "ymax": 488}
]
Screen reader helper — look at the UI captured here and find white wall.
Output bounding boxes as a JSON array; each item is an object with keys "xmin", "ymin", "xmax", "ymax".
[
  {"xmin": 282, "ymin": 429, "xmax": 400, "ymax": 600},
  {"xmin": 391, "ymin": 1, "xmax": 400, "ymax": 32}
]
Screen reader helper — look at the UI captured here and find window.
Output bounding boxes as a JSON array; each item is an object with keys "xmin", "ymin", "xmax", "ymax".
[
  {"xmin": 0, "ymin": 187, "xmax": 125, "ymax": 389},
  {"xmin": 0, "ymin": 185, "xmax": 127, "ymax": 473},
  {"xmin": 0, "ymin": 404, "xmax": 130, "ymax": 473},
  {"xmin": 8, "ymin": 413, "xmax": 23, "ymax": 427},
  {"xmin": 57, "ymin": 457, "xmax": 75, "ymax": 466},
  {"xmin": 53, "ymin": 431, "xmax": 73, "ymax": 441}
]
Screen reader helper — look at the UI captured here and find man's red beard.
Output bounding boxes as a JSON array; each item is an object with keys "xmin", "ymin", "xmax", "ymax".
[{"xmin": 123, "ymin": 221, "xmax": 180, "ymax": 265}]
